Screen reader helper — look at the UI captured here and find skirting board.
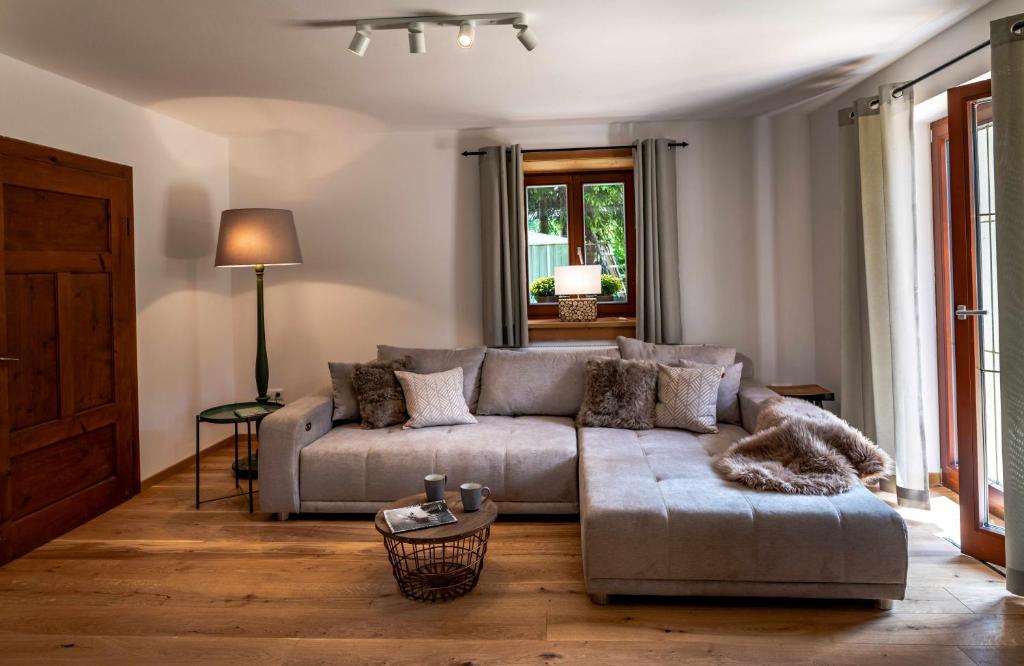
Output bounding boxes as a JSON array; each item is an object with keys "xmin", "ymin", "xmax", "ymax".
[{"xmin": 140, "ymin": 435, "xmax": 248, "ymax": 491}]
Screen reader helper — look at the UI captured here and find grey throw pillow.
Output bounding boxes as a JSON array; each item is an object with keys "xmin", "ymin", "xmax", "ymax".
[
  {"xmin": 678, "ymin": 359, "xmax": 743, "ymax": 425},
  {"xmin": 655, "ymin": 364, "xmax": 722, "ymax": 434},
  {"xmin": 328, "ymin": 361, "xmax": 365, "ymax": 422},
  {"xmin": 616, "ymin": 336, "xmax": 736, "ymax": 366},
  {"xmin": 352, "ymin": 357, "xmax": 413, "ymax": 429},
  {"xmin": 395, "ymin": 367, "xmax": 477, "ymax": 429},
  {"xmin": 576, "ymin": 358, "xmax": 657, "ymax": 430},
  {"xmin": 377, "ymin": 345, "xmax": 486, "ymax": 412}
]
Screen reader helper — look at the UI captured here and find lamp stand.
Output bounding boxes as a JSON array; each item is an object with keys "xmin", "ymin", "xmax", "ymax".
[{"xmin": 254, "ymin": 263, "xmax": 269, "ymax": 403}]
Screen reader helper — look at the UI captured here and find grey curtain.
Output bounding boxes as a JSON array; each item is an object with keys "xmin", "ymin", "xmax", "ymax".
[
  {"xmin": 992, "ymin": 13, "xmax": 1024, "ymax": 594},
  {"xmin": 634, "ymin": 138, "xmax": 682, "ymax": 343},
  {"xmin": 479, "ymin": 145, "xmax": 528, "ymax": 347},
  {"xmin": 839, "ymin": 86, "xmax": 930, "ymax": 509}
]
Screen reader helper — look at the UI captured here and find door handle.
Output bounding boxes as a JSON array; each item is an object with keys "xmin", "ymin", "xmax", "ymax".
[
  {"xmin": 956, "ymin": 305, "xmax": 988, "ymax": 321},
  {"xmin": 0, "ymin": 357, "xmax": 18, "ymax": 362}
]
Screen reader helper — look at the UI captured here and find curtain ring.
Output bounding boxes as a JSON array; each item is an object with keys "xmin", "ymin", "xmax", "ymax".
[
  {"xmin": 892, "ymin": 89, "xmax": 904, "ymax": 99},
  {"xmin": 869, "ymin": 98, "xmax": 880, "ymax": 110},
  {"xmin": 1012, "ymin": 19, "xmax": 1024, "ymax": 36}
]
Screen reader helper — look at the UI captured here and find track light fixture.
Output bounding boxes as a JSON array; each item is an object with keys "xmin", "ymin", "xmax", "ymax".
[
  {"xmin": 408, "ymin": 22, "xmax": 426, "ymax": 54},
  {"xmin": 348, "ymin": 27, "xmax": 371, "ymax": 56},
  {"xmin": 323, "ymin": 13, "xmax": 535, "ymax": 56},
  {"xmin": 457, "ymin": 21, "xmax": 475, "ymax": 48},
  {"xmin": 515, "ymin": 24, "xmax": 537, "ymax": 51}
]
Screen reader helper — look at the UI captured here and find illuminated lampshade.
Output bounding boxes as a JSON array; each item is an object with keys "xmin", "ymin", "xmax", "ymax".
[
  {"xmin": 215, "ymin": 209, "xmax": 303, "ymax": 267},
  {"xmin": 554, "ymin": 265, "xmax": 601, "ymax": 296}
]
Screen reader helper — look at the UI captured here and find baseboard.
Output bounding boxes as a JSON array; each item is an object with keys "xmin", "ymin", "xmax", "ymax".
[
  {"xmin": 140, "ymin": 435, "xmax": 238, "ymax": 491},
  {"xmin": 929, "ymin": 472, "xmax": 942, "ymax": 487}
]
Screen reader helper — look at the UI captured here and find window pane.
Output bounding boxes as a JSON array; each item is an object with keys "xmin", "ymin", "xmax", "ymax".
[
  {"xmin": 582, "ymin": 182, "xmax": 627, "ymax": 302},
  {"xmin": 526, "ymin": 184, "xmax": 569, "ymax": 304}
]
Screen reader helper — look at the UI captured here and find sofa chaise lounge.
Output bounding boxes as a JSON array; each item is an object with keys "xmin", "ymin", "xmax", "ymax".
[{"xmin": 259, "ymin": 344, "xmax": 908, "ymax": 607}]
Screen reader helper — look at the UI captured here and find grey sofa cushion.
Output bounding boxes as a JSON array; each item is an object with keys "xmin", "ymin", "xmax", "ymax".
[
  {"xmin": 579, "ymin": 426, "xmax": 908, "ymax": 588},
  {"xmin": 299, "ymin": 415, "xmax": 579, "ymax": 504},
  {"xmin": 476, "ymin": 347, "xmax": 620, "ymax": 416},
  {"xmin": 617, "ymin": 336, "xmax": 736, "ymax": 366},
  {"xmin": 577, "ymin": 358, "xmax": 657, "ymax": 430},
  {"xmin": 378, "ymin": 344, "xmax": 486, "ymax": 412},
  {"xmin": 327, "ymin": 361, "xmax": 361, "ymax": 422},
  {"xmin": 678, "ymin": 359, "xmax": 744, "ymax": 425}
]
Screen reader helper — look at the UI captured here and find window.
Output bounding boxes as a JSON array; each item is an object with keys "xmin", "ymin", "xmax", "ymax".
[{"xmin": 525, "ymin": 170, "xmax": 635, "ymax": 317}]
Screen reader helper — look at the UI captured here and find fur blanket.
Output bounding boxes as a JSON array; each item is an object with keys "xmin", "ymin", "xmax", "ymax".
[{"xmin": 713, "ymin": 397, "xmax": 892, "ymax": 495}]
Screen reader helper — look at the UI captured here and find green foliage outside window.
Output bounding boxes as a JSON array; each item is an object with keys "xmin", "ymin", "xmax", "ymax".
[{"xmin": 530, "ymin": 276, "xmax": 556, "ymax": 298}]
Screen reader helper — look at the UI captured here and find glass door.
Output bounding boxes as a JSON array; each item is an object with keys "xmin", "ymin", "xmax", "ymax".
[{"xmin": 947, "ymin": 79, "xmax": 1005, "ymax": 565}]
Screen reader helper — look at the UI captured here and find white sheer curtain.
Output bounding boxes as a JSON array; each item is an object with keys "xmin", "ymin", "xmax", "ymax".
[
  {"xmin": 839, "ymin": 85, "xmax": 930, "ymax": 509},
  {"xmin": 992, "ymin": 12, "xmax": 1024, "ymax": 595}
]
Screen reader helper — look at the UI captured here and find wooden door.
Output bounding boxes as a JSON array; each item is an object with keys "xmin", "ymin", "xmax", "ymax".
[
  {"xmin": 946, "ymin": 80, "xmax": 1005, "ymax": 566},
  {"xmin": 0, "ymin": 137, "xmax": 139, "ymax": 565}
]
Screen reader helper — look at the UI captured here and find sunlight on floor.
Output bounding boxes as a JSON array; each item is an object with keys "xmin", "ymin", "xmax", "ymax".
[{"xmin": 875, "ymin": 487, "xmax": 962, "ymax": 545}]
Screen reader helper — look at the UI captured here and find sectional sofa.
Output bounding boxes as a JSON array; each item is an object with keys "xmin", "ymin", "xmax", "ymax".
[{"xmin": 259, "ymin": 343, "xmax": 908, "ymax": 608}]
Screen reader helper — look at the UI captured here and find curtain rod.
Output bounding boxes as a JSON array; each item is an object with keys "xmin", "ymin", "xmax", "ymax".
[
  {"xmin": 460, "ymin": 141, "xmax": 688, "ymax": 157},
  {"xmin": 891, "ymin": 39, "xmax": 990, "ymax": 98}
]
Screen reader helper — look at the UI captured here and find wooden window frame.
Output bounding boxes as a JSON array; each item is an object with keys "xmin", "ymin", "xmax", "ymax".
[{"xmin": 524, "ymin": 169, "xmax": 636, "ymax": 319}]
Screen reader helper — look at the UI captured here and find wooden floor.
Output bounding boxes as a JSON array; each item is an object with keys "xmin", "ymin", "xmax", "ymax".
[{"xmin": 1, "ymin": 445, "xmax": 1022, "ymax": 665}]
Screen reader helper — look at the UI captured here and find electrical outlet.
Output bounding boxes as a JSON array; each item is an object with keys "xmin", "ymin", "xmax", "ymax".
[{"xmin": 269, "ymin": 388, "xmax": 284, "ymax": 403}]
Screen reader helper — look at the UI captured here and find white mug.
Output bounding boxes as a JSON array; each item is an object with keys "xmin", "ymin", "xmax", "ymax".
[{"xmin": 460, "ymin": 482, "xmax": 491, "ymax": 512}]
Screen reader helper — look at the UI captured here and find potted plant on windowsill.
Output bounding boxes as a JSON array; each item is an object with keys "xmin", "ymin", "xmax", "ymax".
[
  {"xmin": 530, "ymin": 276, "xmax": 557, "ymax": 303},
  {"xmin": 596, "ymin": 274, "xmax": 624, "ymax": 302}
]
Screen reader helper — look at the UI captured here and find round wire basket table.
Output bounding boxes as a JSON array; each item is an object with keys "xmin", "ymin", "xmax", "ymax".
[{"xmin": 374, "ymin": 492, "xmax": 497, "ymax": 602}]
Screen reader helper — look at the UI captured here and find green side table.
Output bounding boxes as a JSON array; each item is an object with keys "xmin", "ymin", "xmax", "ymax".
[{"xmin": 195, "ymin": 401, "xmax": 283, "ymax": 512}]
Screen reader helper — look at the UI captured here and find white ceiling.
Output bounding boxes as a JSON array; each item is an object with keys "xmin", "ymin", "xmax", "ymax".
[{"xmin": 0, "ymin": 0, "xmax": 989, "ymax": 133}]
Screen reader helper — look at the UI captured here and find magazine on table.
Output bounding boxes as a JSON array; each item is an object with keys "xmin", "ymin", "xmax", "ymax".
[{"xmin": 383, "ymin": 500, "xmax": 458, "ymax": 534}]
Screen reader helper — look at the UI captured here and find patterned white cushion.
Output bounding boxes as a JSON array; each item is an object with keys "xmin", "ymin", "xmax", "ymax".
[
  {"xmin": 655, "ymin": 364, "xmax": 722, "ymax": 433},
  {"xmin": 395, "ymin": 367, "xmax": 478, "ymax": 429}
]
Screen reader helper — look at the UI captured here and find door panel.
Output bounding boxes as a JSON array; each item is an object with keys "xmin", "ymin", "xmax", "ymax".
[
  {"xmin": 947, "ymin": 80, "xmax": 1005, "ymax": 565},
  {"xmin": 5, "ymin": 274, "xmax": 60, "ymax": 431},
  {"xmin": 0, "ymin": 137, "xmax": 139, "ymax": 564}
]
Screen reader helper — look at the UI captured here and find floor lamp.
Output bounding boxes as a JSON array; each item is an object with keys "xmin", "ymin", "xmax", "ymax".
[{"xmin": 215, "ymin": 208, "xmax": 303, "ymax": 402}]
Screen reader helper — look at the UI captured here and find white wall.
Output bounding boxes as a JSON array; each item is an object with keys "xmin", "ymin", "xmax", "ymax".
[
  {"xmin": 227, "ymin": 114, "xmax": 818, "ymax": 401},
  {"xmin": 805, "ymin": 0, "xmax": 1024, "ymax": 471},
  {"xmin": 0, "ymin": 53, "xmax": 235, "ymax": 479}
]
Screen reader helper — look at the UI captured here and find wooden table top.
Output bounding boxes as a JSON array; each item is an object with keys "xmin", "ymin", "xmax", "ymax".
[
  {"xmin": 767, "ymin": 384, "xmax": 835, "ymax": 399},
  {"xmin": 374, "ymin": 492, "xmax": 497, "ymax": 542}
]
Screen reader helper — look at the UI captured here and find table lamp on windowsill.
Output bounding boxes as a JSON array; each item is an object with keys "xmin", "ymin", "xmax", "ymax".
[
  {"xmin": 554, "ymin": 264, "xmax": 601, "ymax": 322},
  {"xmin": 215, "ymin": 208, "xmax": 303, "ymax": 403}
]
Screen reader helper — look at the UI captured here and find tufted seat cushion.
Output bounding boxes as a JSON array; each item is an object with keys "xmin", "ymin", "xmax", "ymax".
[
  {"xmin": 579, "ymin": 425, "xmax": 908, "ymax": 595},
  {"xmin": 299, "ymin": 415, "xmax": 578, "ymax": 505}
]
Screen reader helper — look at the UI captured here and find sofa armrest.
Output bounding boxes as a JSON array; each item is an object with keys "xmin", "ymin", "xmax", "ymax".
[
  {"xmin": 738, "ymin": 379, "xmax": 779, "ymax": 434},
  {"xmin": 258, "ymin": 386, "xmax": 334, "ymax": 513}
]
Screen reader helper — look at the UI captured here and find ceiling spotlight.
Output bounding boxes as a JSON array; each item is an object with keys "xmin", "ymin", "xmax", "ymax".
[
  {"xmin": 516, "ymin": 24, "xmax": 538, "ymax": 51},
  {"xmin": 408, "ymin": 22, "xmax": 426, "ymax": 54},
  {"xmin": 457, "ymin": 21, "xmax": 475, "ymax": 48},
  {"xmin": 348, "ymin": 27, "xmax": 371, "ymax": 56}
]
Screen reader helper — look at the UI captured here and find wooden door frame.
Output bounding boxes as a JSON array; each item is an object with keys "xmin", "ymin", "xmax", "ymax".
[
  {"xmin": 946, "ymin": 80, "xmax": 1005, "ymax": 565},
  {"xmin": 930, "ymin": 116, "xmax": 958, "ymax": 493},
  {"xmin": 0, "ymin": 136, "xmax": 140, "ymax": 564}
]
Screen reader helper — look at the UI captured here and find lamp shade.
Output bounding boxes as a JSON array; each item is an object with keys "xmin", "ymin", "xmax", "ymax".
[
  {"xmin": 215, "ymin": 208, "xmax": 303, "ymax": 267},
  {"xmin": 554, "ymin": 264, "xmax": 601, "ymax": 296}
]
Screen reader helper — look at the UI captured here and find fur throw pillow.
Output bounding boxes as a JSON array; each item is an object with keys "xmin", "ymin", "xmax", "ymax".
[
  {"xmin": 352, "ymin": 356, "xmax": 413, "ymax": 429},
  {"xmin": 714, "ymin": 397, "xmax": 893, "ymax": 495},
  {"xmin": 576, "ymin": 358, "xmax": 657, "ymax": 430}
]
